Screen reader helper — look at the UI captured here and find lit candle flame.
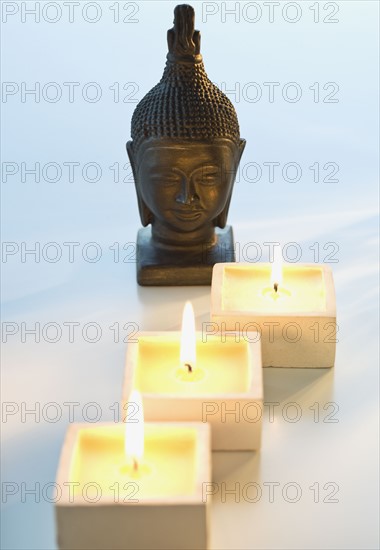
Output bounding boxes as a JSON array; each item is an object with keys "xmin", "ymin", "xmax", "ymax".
[
  {"xmin": 180, "ymin": 301, "xmax": 196, "ymax": 373},
  {"xmin": 125, "ymin": 390, "xmax": 144, "ymax": 470},
  {"xmin": 271, "ymin": 250, "xmax": 283, "ymax": 293}
]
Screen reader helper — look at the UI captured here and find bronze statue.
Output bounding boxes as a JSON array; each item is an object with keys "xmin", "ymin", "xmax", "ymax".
[{"xmin": 127, "ymin": 4, "xmax": 245, "ymax": 285}]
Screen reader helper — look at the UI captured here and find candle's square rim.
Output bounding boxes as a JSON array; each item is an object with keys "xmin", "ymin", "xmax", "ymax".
[
  {"xmin": 211, "ymin": 263, "xmax": 336, "ymax": 318},
  {"xmin": 56, "ymin": 422, "xmax": 211, "ymax": 507},
  {"xmin": 124, "ymin": 331, "xmax": 263, "ymax": 401}
]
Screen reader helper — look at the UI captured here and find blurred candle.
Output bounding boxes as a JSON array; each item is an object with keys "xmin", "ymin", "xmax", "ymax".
[{"xmin": 211, "ymin": 262, "xmax": 336, "ymax": 368}]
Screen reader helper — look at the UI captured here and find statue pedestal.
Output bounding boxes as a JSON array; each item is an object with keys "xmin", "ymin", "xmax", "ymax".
[{"xmin": 136, "ymin": 226, "xmax": 235, "ymax": 286}]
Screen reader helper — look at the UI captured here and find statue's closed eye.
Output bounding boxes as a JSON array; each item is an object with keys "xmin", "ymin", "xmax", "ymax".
[
  {"xmin": 149, "ymin": 173, "xmax": 182, "ymax": 186},
  {"xmin": 149, "ymin": 168, "xmax": 222, "ymax": 187},
  {"xmin": 193, "ymin": 166, "xmax": 222, "ymax": 186}
]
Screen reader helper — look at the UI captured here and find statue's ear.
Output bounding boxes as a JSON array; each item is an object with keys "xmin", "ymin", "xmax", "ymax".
[
  {"xmin": 214, "ymin": 139, "xmax": 246, "ymax": 228},
  {"xmin": 214, "ymin": 196, "xmax": 232, "ymax": 229},
  {"xmin": 126, "ymin": 141, "xmax": 153, "ymax": 227},
  {"xmin": 236, "ymin": 138, "xmax": 246, "ymax": 164}
]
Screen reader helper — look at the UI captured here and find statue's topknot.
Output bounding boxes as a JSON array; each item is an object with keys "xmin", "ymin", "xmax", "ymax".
[{"xmin": 130, "ymin": 4, "xmax": 241, "ymax": 151}]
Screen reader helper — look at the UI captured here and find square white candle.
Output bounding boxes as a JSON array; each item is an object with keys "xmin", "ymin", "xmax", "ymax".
[
  {"xmin": 211, "ymin": 263, "xmax": 336, "ymax": 368},
  {"xmin": 55, "ymin": 422, "xmax": 210, "ymax": 550},
  {"xmin": 122, "ymin": 333, "xmax": 263, "ymax": 451}
]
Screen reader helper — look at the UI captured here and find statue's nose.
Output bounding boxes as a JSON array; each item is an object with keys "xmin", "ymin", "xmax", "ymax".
[{"xmin": 175, "ymin": 177, "xmax": 200, "ymax": 206}]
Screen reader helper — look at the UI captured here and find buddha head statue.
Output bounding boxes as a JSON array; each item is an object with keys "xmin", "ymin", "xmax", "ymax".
[{"xmin": 127, "ymin": 4, "xmax": 246, "ymax": 250}]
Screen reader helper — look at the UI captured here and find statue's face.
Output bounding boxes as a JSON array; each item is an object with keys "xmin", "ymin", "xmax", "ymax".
[{"xmin": 133, "ymin": 139, "xmax": 240, "ymax": 233}]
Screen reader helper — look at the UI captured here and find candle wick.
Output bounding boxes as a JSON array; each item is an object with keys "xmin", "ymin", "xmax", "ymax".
[
  {"xmin": 132, "ymin": 457, "xmax": 138, "ymax": 472},
  {"xmin": 274, "ymin": 282, "xmax": 278, "ymax": 293},
  {"xmin": 185, "ymin": 363, "xmax": 193, "ymax": 373}
]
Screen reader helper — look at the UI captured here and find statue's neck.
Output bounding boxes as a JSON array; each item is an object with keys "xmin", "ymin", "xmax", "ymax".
[{"xmin": 151, "ymin": 221, "xmax": 216, "ymax": 249}]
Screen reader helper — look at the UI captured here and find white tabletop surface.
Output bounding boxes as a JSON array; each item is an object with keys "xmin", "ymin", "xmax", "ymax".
[{"xmin": 1, "ymin": 1, "xmax": 379, "ymax": 549}]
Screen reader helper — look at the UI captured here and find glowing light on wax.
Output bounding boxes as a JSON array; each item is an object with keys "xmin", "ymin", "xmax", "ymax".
[
  {"xmin": 261, "ymin": 250, "xmax": 291, "ymax": 301},
  {"xmin": 271, "ymin": 250, "xmax": 283, "ymax": 293},
  {"xmin": 125, "ymin": 390, "xmax": 144, "ymax": 471},
  {"xmin": 180, "ymin": 301, "xmax": 196, "ymax": 373}
]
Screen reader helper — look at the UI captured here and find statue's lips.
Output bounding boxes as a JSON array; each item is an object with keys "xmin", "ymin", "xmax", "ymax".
[{"xmin": 173, "ymin": 209, "xmax": 204, "ymax": 222}]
